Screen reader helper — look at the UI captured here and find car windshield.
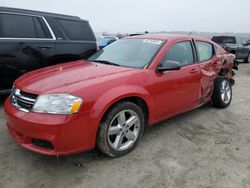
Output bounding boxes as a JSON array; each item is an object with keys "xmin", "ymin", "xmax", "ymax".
[
  {"xmin": 88, "ymin": 38, "xmax": 164, "ymax": 68},
  {"xmin": 212, "ymin": 36, "xmax": 236, "ymax": 44}
]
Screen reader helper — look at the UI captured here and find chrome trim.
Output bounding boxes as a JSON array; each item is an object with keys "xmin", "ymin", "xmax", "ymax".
[
  {"xmin": 42, "ymin": 17, "xmax": 56, "ymax": 40},
  {"xmin": 15, "ymin": 89, "xmax": 36, "ymax": 103},
  {"xmin": 0, "ymin": 88, "xmax": 11, "ymax": 95},
  {"xmin": 11, "ymin": 88, "xmax": 37, "ymax": 113},
  {"xmin": 11, "ymin": 95, "xmax": 30, "ymax": 113},
  {"xmin": 14, "ymin": 96, "xmax": 35, "ymax": 105},
  {"xmin": 0, "ymin": 11, "xmax": 56, "ymax": 40},
  {"xmin": 0, "ymin": 38, "xmax": 55, "ymax": 41}
]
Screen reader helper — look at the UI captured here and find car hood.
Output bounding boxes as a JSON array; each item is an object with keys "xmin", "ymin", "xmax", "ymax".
[{"xmin": 14, "ymin": 60, "xmax": 138, "ymax": 94}]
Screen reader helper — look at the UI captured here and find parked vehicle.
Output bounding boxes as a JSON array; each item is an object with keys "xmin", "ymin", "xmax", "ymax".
[
  {"xmin": 96, "ymin": 36, "xmax": 108, "ymax": 49},
  {"xmin": 104, "ymin": 36, "xmax": 118, "ymax": 45},
  {"xmin": 4, "ymin": 34, "xmax": 235, "ymax": 157},
  {"xmin": 0, "ymin": 7, "xmax": 97, "ymax": 94},
  {"xmin": 211, "ymin": 35, "xmax": 250, "ymax": 63},
  {"xmin": 236, "ymin": 39, "xmax": 250, "ymax": 63},
  {"xmin": 96, "ymin": 36, "xmax": 118, "ymax": 49}
]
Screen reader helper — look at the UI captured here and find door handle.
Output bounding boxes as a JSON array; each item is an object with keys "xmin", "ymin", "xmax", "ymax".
[
  {"xmin": 38, "ymin": 46, "xmax": 51, "ymax": 49},
  {"xmin": 189, "ymin": 69, "xmax": 198, "ymax": 74}
]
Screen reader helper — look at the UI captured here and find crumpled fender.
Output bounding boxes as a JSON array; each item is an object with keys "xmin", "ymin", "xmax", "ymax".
[
  {"xmin": 217, "ymin": 53, "xmax": 236, "ymax": 82},
  {"xmin": 199, "ymin": 53, "xmax": 236, "ymax": 102}
]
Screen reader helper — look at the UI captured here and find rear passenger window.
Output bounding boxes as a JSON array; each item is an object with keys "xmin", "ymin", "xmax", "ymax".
[
  {"xmin": 162, "ymin": 41, "xmax": 194, "ymax": 66},
  {"xmin": 195, "ymin": 42, "xmax": 214, "ymax": 62},
  {"xmin": 56, "ymin": 18, "xmax": 94, "ymax": 40},
  {"xmin": 33, "ymin": 17, "xmax": 46, "ymax": 38},
  {"xmin": 0, "ymin": 13, "xmax": 36, "ymax": 38}
]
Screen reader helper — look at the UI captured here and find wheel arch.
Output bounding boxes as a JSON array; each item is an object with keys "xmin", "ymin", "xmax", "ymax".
[
  {"xmin": 90, "ymin": 85, "xmax": 154, "ymax": 127},
  {"xmin": 101, "ymin": 96, "xmax": 150, "ymax": 125}
]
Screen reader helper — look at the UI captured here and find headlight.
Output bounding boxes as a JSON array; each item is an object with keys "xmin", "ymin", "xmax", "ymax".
[{"xmin": 32, "ymin": 94, "xmax": 82, "ymax": 114}]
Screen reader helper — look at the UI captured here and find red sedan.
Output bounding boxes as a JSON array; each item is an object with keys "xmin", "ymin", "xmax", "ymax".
[{"xmin": 4, "ymin": 34, "xmax": 235, "ymax": 157}]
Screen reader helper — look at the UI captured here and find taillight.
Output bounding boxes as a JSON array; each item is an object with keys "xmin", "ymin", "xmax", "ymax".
[{"xmin": 96, "ymin": 42, "xmax": 99, "ymax": 51}]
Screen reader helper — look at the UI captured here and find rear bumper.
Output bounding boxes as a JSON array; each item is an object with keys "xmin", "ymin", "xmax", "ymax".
[{"xmin": 4, "ymin": 97, "xmax": 100, "ymax": 156}]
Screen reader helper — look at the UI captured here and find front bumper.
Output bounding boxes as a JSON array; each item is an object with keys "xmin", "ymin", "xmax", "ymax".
[{"xmin": 4, "ymin": 97, "xmax": 99, "ymax": 155}]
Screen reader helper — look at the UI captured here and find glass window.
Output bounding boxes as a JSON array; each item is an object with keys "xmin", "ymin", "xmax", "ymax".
[
  {"xmin": 0, "ymin": 13, "xmax": 36, "ymax": 38},
  {"xmin": 195, "ymin": 41, "xmax": 214, "ymax": 62},
  {"xmin": 211, "ymin": 36, "xmax": 236, "ymax": 44},
  {"xmin": 33, "ymin": 17, "xmax": 46, "ymax": 38},
  {"xmin": 88, "ymin": 39, "xmax": 164, "ymax": 68},
  {"xmin": 56, "ymin": 19, "xmax": 95, "ymax": 40},
  {"xmin": 38, "ymin": 17, "xmax": 52, "ymax": 39},
  {"xmin": 162, "ymin": 41, "xmax": 194, "ymax": 66}
]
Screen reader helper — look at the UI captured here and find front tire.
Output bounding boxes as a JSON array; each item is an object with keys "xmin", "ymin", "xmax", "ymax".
[
  {"xmin": 211, "ymin": 77, "xmax": 232, "ymax": 108},
  {"xmin": 97, "ymin": 101, "xmax": 145, "ymax": 157}
]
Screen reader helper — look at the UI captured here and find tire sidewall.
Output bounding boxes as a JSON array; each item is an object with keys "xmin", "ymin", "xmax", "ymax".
[
  {"xmin": 97, "ymin": 102, "xmax": 145, "ymax": 157},
  {"xmin": 218, "ymin": 77, "xmax": 232, "ymax": 107}
]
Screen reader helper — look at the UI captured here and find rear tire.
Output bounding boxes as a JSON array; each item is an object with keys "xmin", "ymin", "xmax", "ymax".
[
  {"xmin": 211, "ymin": 77, "xmax": 232, "ymax": 108},
  {"xmin": 97, "ymin": 101, "xmax": 145, "ymax": 157},
  {"xmin": 247, "ymin": 53, "xmax": 250, "ymax": 63}
]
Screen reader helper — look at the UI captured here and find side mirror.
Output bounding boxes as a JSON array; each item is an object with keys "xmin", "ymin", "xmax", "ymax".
[{"xmin": 157, "ymin": 60, "xmax": 182, "ymax": 73}]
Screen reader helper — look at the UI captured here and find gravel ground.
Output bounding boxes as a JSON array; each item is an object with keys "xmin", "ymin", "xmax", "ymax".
[{"xmin": 0, "ymin": 64, "xmax": 249, "ymax": 188}]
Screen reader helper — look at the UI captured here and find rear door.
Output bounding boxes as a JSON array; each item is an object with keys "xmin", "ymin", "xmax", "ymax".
[
  {"xmin": 194, "ymin": 40, "xmax": 218, "ymax": 102},
  {"xmin": 153, "ymin": 40, "xmax": 201, "ymax": 117},
  {"xmin": 48, "ymin": 18, "xmax": 97, "ymax": 62},
  {"xmin": 0, "ymin": 12, "xmax": 56, "ymax": 91},
  {"xmin": 236, "ymin": 38, "xmax": 249, "ymax": 60}
]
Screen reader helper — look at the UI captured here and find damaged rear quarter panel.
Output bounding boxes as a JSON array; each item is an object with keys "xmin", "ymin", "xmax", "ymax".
[
  {"xmin": 198, "ymin": 39, "xmax": 236, "ymax": 102},
  {"xmin": 199, "ymin": 55, "xmax": 222, "ymax": 100}
]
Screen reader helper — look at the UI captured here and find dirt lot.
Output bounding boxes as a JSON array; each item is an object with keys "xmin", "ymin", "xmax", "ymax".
[{"xmin": 0, "ymin": 64, "xmax": 249, "ymax": 188}]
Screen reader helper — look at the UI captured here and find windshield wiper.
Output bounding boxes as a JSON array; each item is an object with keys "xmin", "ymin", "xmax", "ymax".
[{"xmin": 92, "ymin": 60, "xmax": 120, "ymax": 66}]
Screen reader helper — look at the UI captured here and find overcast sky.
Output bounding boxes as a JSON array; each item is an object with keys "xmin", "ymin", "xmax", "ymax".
[{"xmin": 1, "ymin": 0, "xmax": 250, "ymax": 34}]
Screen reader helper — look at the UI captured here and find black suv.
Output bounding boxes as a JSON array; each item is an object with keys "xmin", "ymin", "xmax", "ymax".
[
  {"xmin": 0, "ymin": 7, "xmax": 97, "ymax": 94},
  {"xmin": 211, "ymin": 36, "xmax": 250, "ymax": 63}
]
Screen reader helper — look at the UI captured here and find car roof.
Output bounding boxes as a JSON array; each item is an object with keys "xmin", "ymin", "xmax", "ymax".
[
  {"xmin": 125, "ymin": 34, "xmax": 210, "ymax": 41},
  {"xmin": 212, "ymin": 36, "xmax": 236, "ymax": 38},
  {"xmin": 0, "ymin": 6, "xmax": 88, "ymax": 22}
]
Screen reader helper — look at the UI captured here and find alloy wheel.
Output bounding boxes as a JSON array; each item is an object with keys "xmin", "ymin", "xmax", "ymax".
[
  {"xmin": 220, "ymin": 80, "xmax": 231, "ymax": 104},
  {"xmin": 107, "ymin": 110, "xmax": 141, "ymax": 151}
]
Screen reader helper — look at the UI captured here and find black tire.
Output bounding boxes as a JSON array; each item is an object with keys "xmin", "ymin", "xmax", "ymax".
[
  {"xmin": 97, "ymin": 101, "xmax": 145, "ymax": 157},
  {"xmin": 211, "ymin": 77, "xmax": 232, "ymax": 108},
  {"xmin": 246, "ymin": 53, "xmax": 250, "ymax": 63}
]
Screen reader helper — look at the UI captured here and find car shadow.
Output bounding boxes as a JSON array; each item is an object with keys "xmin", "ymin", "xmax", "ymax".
[
  {"xmin": 1, "ymin": 102, "xmax": 224, "ymax": 186},
  {"xmin": 145, "ymin": 103, "xmax": 212, "ymax": 132},
  {"xmin": 23, "ymin": 103, "xmax": 214, "ymax": 165}
]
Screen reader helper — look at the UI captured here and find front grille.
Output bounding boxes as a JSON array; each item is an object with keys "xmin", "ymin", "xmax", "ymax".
[{"xmin": 11, "ymin": 88, "xmax": 38, "ymax": 112}]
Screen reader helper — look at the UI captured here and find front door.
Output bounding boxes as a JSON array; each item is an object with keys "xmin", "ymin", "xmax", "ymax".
[{"xmin": 153, "ymin": 40, "xmax": 200, "ymax": 118}]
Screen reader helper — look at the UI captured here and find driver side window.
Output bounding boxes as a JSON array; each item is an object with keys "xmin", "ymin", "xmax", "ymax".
[{"xmin": 161, "ymin": 41, "xmax": 194, "ymax": 66}]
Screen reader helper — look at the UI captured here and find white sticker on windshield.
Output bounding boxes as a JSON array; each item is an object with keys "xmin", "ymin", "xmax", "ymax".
[{"xmin": 142, "ymin": 39, "xmax": 162, "ymax": 45}]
